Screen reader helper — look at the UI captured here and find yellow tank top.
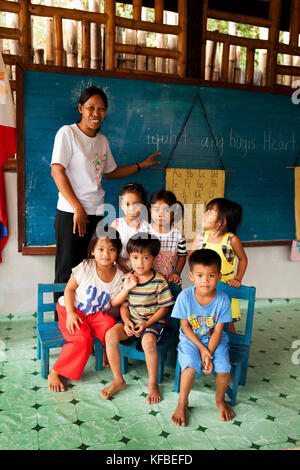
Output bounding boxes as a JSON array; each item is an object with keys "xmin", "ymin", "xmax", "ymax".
[{"xmin": 199, "ymin": 231, "xmax": 236, "ymax": 281}]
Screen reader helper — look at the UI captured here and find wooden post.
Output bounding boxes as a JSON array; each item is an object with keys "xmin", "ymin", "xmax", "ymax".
[
  {"xmin": 220, "ymin": 40, "xmax": 229, "ymax": 82},
  {"xmin": 165, "ymin": 10, "xmax": 178, "ymax": 75},
  {"xmin": 200, "ymin": 0, "xmax": 208, "ymax": 80},
  {"xmin": 81, "ymin": 20, "xmax": 91, "ymax": 68},
  {"xmin": 283, "ymin": 31, "xmax": 292, "ymax": 85},
  {"xmin": 212, "ymin": 42, "xmax": 220, "ymax": 80},
  {"xmin": 136, "ymin": 6, "xmax": 147, "ymax": 71},
  {"xmin": 133, "ymin": 0, "xmax": 142, "ymax": 20},
  {"xmin": 259, "ymin": 27, "xmax": 268, "ymax": 86},
  {"xmin": 267, "ymin": 0, "xmax": 281, "ymax": 88},
  {"xmin": 155, "ymin": 0, "xmax": 166, "ymax": 73},
  {"xmin": 234, "ymin": 30, "xmax": 242, "ymax": 83},
  {"xmin": 19, "ymin": 0, "xmax": 32, "ymax": 63},
  {"xmin": 105, "ymin": 0, "xmax": 116, "ymax": 71},
  {"xmin": 228, "ymin": 22, "xmax": 236, "ymax": 82},
  {"xmin": 290, "ymin": 0, "xmax": 300, "ymax": 47},
  {"xmin": 90, "ymin": 0, "xmax": 102, "ymax": 69},
  {"xmin": 177, "ymin": 0, "xmax": 187, "ymax": 77},
  {"xmin": 245, "ymin": 47, "xmax": 255, "ymax": 85},
  {"xmin": 45, "ymin": 0, "xmax": 54, "ymax": 65},
  {"xmin": 53, "ymin": 15, "xmax": 64, "ymax": 66}
]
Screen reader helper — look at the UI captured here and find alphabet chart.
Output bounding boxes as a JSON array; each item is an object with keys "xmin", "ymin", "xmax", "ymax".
[{"xmin": 165, "ymin": 169, "xmax": 225, "ymax": 244}]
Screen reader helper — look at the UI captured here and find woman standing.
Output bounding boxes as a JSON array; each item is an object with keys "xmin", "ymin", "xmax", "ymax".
[{"xmin": 51, "ymin": 86, "xmax": 160, "ymax": 295}]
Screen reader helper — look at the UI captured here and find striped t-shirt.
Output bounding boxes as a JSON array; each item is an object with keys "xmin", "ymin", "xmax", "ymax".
[{"xmin": 123, "ymin": 271, "xmax": 175, "ymax": 325}]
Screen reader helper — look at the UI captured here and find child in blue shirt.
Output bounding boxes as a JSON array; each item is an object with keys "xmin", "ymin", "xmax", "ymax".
[{"xmin": 171, "ymin": 249, "xmax": 234, "ymax": 426}]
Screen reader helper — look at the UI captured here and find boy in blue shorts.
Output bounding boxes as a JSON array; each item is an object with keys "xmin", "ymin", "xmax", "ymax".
[{"xmin": 171, "ymin": 249, "xmax": 234, "ymax": 426}]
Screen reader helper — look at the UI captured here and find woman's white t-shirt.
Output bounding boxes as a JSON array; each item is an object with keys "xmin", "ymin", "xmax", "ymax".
[
  {"xmin": 58, "ymin": 259, "xmax": 123, "ymax": 314},
  {"xmin": 51, "ymin": 124, "xmax": 117, "ymax": 215}
]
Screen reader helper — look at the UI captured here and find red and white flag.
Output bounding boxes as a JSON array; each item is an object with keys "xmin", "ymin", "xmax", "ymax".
[{"xmin": 0, "ymin": 52, "xmax": 16, "ymax": 262}]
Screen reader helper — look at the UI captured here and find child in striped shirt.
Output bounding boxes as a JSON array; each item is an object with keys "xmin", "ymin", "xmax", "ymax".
[
  {"xmin": 141, "ymin": 189, "xmax": 187, "ymax": 300},
  {"xmin": 101, "ymin": 233, "xmax": 174, "ymax": 404}
]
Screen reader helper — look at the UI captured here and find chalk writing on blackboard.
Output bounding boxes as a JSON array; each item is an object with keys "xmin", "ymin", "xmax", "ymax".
[{"xmin": 146, "ymin": 126, "xmax": 296, "ymax": 157}]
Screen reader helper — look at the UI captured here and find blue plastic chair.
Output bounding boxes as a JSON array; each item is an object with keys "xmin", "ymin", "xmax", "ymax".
[
  {"xmin": 36, "ymin": 283, "xmax": 103, "ymax": 379},
  {"xmin": 173, "ymin": 283, "xmax": 256, "ymax": 406},
  {"xmin": 119, "ymin": 311, "xmax": 179, "ymax": 384}
]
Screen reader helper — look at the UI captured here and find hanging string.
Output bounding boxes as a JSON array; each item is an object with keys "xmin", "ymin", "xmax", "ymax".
[
  {"xmin": 164, "ymin": 92, "xmax": 199, "ymax": 170},
  {"xmin": 197, "ymin": 90, "xmax": 226, "ymax": 171}
]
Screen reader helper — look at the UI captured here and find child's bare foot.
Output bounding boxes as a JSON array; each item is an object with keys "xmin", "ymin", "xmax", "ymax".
[
  {"xmin": 48, "ymin": 370, "xmax": 66, "ymax": 392},
  {"xmin": 146, "ymin": 382, "xmax": 161, "ymax": 404},
  {"xmin": 216, "ymin": 397, "xmax": 235, "ymax": 421},
  {"xmin": 101, "ymin": 379, "xmax": 126, "ymax": 400},
  {"xmin": 171, "ymin": 400, "xmax": 188, "ymax": 426}
]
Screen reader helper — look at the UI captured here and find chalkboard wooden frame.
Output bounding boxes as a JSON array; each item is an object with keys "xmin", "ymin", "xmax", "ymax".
[{"xmin": 17, "ymin": 63, "xmax": 295, "ymax": 255}]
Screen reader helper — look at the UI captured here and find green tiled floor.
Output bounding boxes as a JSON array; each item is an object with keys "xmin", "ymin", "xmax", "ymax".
[{"xmin": 0, "ymin": 299, "xmax": 300, "ymax": 450}]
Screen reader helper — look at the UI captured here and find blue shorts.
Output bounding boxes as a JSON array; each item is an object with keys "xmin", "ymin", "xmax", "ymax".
[
  {"xmin": 119, "ymin": 321, "xmax": 169, "ymax": 352},
  {"xmin": 177, "ymin": 338, "xmax": 231, "ymax": 374}
]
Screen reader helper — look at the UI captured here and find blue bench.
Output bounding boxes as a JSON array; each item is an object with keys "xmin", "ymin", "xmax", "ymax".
[{"xmin": 36, "ymin": 283, "xmax": 103, "ymax": 379}]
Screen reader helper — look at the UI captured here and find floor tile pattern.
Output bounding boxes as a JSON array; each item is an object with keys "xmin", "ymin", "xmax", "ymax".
[{"xmin": 0, "ymin": 298, "xmax": 300, "ymax": 450}]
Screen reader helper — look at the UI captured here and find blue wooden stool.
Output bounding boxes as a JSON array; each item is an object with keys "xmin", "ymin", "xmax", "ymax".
[
  {"xmin": 36, "ymin": 283, "xmax": 103, "ymax": 379},
  {"xmin": 119, "ymin": 314, "xmax": 179, "ymax": 384},
  {"xmin": 173, "ymin": 283, "xmax": 256, "ymax": 406}
]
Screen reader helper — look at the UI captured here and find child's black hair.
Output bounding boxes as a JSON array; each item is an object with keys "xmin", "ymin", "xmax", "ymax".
[
  {"xmin": 148, "ymin": 189, "xmax": 183, "ymax": 223},
  {"xmin": 78, "ymin": 86, "xmax": 108, "ymax": 109},
  {"xmin": 87, "ymin": 223, "xmax": 122, "ymax": 258},
  {"xmin": 127, "ymin": 232, "xmax": 161, "ymax": 258},
  {"xmin": 120, "ymin": 183, "xmax": 147, "ymax": 205},
  {"xmin": 189, "ymin": 249, "xmax": 221, "ymax": 272},
  {"xmin": 206, "ymin": 197, "xmax": 242, "ymax": 234}
]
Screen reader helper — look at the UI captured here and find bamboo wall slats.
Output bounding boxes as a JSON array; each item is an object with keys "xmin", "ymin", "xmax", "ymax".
[
  {"xmin": 203, "ymin": 0, "xmax": 300, "ymax": 89},
  {"xmin": 28, "ymin": 4, "xmax": 108, "ymax": 24}
]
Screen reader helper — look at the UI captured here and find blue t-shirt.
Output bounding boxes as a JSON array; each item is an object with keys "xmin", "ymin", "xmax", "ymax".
[{"xmin": 171, "ymin": 286, "xmax": 232, "ymax": 345}]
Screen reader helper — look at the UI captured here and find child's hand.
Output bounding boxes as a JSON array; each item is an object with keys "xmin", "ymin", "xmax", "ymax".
[
  {"xmin": 202, "ymin": 356, "xmax": 213, "ymax": 375},
  {"xmin": 123, "ymin": 272, "xmax": 138, "ymax": 292},
  {"xmin": 133, "ymin": 322, "xmax": 146, "ymax": 337},
  {"xmin": 124, "ymin": 320, "xmax": 135, "ymax": 337},
  {"xmin": 167, "ymin": 272, "xmax": 182, "ymax": 285},
  {"xmin": 200, "ymin": 348, "xmax": 213, "ymax": 375},
  {"xmin": 228, "ymin": 278, "xmax": 241, "ymax": 288},
  {"xmin": 66, "ymin": 311, "xmax": 83, "ymax": 334}
]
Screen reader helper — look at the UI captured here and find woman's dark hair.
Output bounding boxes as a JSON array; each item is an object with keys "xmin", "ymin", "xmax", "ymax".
[
  {"xmin": 87, "ymin": 223, "xmax": 122, "ymax": 258},
  {"xmin": 127, "ymin": 232, "xmax": 160, "ymax": 258},
  {"xmin": 206, "ymin": 198, "xmax": 242, "ymax": 234},
  {"xmin": 78, "ymin": 86, "xmax": 108, "ymax": 109},
  {"xmin": 189, "ymin": 249, "xmax": 221, "ymax": 272},
  {"xmin": 120, "ymin": 183, "xmax": 147, "ymax": 205},
  {"xmin": 148, "ymin": 189, "xmax": 183, "ymax": 223}
]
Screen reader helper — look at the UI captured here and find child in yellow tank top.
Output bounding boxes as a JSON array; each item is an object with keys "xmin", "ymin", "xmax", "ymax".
[{"xmin": 190, "ymin": 198, "xmax": 248, "ymax": 334}]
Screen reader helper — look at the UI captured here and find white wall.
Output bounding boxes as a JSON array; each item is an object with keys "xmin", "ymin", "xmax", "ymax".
[
  {"xmin": 0, "ymin": 173, "xmax": 299, "ymax": 314},
  {"xmin": 0, "ymin": 173, "xmax": 55, "ymax": 314}
]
